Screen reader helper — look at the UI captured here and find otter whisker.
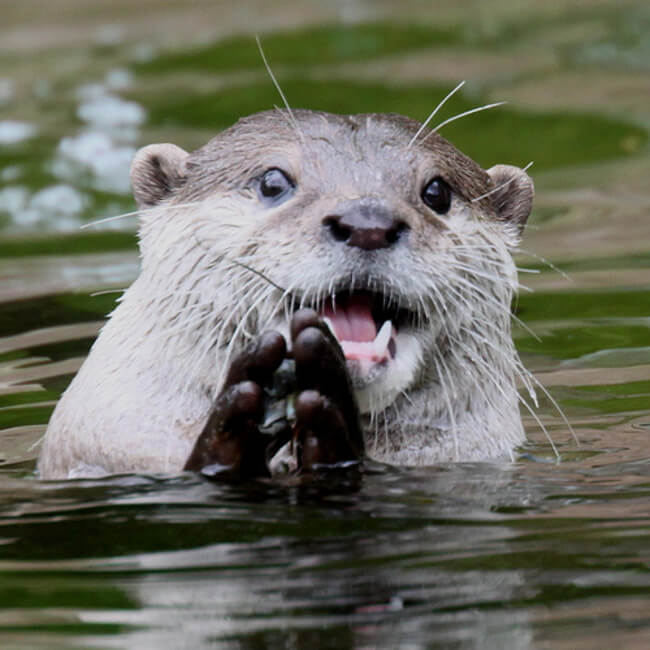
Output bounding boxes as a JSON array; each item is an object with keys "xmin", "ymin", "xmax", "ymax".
[
  {"xmin": 448, "ymin": 345, "xmax": 512, "ymax": 455},
  {"xmin": 471, "ymin": 293, "xmax": 540, "ymax": 345},
  {"xmin": 512, "ymin": 357, "xmax": 538, "ymax": 406},
  {"xmin": 382, "ymin": 403, "xmax": 391, "ymax": 457},
  {"xmin": 471, "ymin": 161, "xmax": 534, "ymax": 203},
  {"xmin": 450, "ymin": 332, "xmax": 559, "ymax": 460},
  {"xmin": 255, "ymin": 35, "xmax": 305, "ymax": 144},
  {"xmin": 460, "ymin": 325, "xmax": 525, "ymax": 380},
  {"xmin": 268, "ymin": 279, "xmax": 298, "ymax": 328},
  {"xmin": 399, "ymin": 388, "xmax": 415, "ymax": 407},
  {"xmin": 459, "ymin": 325, "xmax": 571, "ymax": 453},
  {"xmin": 508, "ymin": 315, "xmax": 541, "ymax": 343},
  {"xmin": 444, "ymin": 270, "xmax": 537, "ymax": 338},
  {"xmin": 443, "ymin": 271, "xmax": 510, "ymax": 313},
  {"xmin": 427, "ymin": 281, "xmax": 454, "ymax": 341},
  {"xmin": 452, "ymin": 245, "xmax": 539, "ymax": 275},
  {"xmin": 218, "ymin": 284, "xmax": 276, "ymax": 386},
  {"xmin": 408, "ymin": 80, "xmax": 466, "ymax": 149},
  {"xmin": 388, "ymin": 400, "xmax": 403, "ymax": 456},
  {"xmin": 514, "ymin": 362, "xmax": 579, "ymax": 447},
  {"xmin": 227, "ymin": 259, "xmax": 287, "ymax": 293},
  {"xmin": 451, "ymin": 245, "xmax": 517, "ymax": 266},
  {"xmin": 447, "ymin": 260, "xmax": 514, "ymax": 286},
  {"xmin": 517, "ymin": 393, "xmax": 560, "ymax": 460},
  {"xmin": 81, "ymin": 211, "xmax": 140, "ymax": 229},
  {"xmin": 90, "ymin": 288, "xmax": 126, "ymax": 297},
  {"xmin": 432, "ymin": 350, "xmax": 460, "ymax": 460},
  {"xmin": 448, "ymin": 259, "xmax": 533, "ymax": 294},
  {"xmin": 516, "ymin": 247, "xmax": 572, "ymax": 282},
  {"xmin": 422, "ymin": 101, "xmax": 506, "ymax": 142},
  {"xmin": 191, "ymin": 235, "xmax": 290, "ymax": 320},
  {"xmin": 438, "ymin": 277, "xmax": 538, "ymax": 348},
  {"xmin": 205, "ymin": 275, "xmax": 262, "ymax": 353},
  {"xmin": 370, "ymin": 408, "xmax": 381, "ymax": 457},
  {"xmin": 81, "ymin": 201, "xmax": 204, "ymax": 229}
]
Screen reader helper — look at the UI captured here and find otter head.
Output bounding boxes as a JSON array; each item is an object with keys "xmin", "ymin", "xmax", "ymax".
[{"xmin": 130, "ymin": 110, "xmax": 533, "ymax": 414}]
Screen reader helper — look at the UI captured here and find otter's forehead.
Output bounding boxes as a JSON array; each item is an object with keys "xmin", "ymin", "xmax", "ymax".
[{"xmin": 185, "ymin": 109, "xmax": 490, "ymax": 200}]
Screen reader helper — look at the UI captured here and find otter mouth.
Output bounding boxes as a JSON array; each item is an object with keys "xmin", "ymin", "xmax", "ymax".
[{"xmin": 318, "ymin": 291, "xmax": 417, "ymax": 370}]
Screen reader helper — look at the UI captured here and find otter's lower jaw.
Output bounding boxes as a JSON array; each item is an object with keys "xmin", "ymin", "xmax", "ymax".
[{"xmin": 346, "ymin": 329, "xmax": 422, "ymax": 414}]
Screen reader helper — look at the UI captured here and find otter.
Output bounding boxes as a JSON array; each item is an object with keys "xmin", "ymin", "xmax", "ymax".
[{"xmin": 38, "ymin": 108, "xmax": 534, "ymax": 480}]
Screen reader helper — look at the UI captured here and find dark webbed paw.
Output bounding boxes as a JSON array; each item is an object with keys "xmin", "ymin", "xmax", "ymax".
[
  {"xmin": 184, "ymin": 331, "xmax": 285, "ymax": 477},
  {"xmin": 291, "ymin": 310, "xmax": 363, "ymax": 470},
  {"xmin": 185, "ymin": 309, "xmax": 363, "ymax": 480}
]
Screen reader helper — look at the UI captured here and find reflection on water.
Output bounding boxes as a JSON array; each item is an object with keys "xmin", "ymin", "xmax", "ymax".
[
  {"xmin": 1, "ymin": 1, "xmax": 650, "ymax": 647},
  {"xmin": 0, "ymin": 455, "xmax": 648, "ymax": 649}
]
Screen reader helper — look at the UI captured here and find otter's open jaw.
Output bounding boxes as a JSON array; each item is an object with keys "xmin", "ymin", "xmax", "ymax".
[{"xmin": 309, "ymin": 289, "xmax": 420, "ymax": 384}]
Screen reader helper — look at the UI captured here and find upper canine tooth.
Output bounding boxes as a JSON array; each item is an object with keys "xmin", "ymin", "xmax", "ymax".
[{"xmin": 373, "ymin": 320, "xmax": 392, "ymax": 354}]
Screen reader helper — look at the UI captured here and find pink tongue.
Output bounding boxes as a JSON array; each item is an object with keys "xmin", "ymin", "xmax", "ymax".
[{"xmin": 322, "ymin": 294, "xmax": 377, "ymax": 342}]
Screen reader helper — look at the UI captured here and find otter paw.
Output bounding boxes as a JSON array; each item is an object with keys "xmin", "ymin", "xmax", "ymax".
[
  {"xmin": 185, "ymin": 311, "xmax": 364, "ymax": 480},
  {"xmin": 293, "ymin": 390, "xmax": 361, "ymax": 470},
  {"xmin": 291, "ymin": 309, "xmax": 364, "ymax": 468},
  {"xmin": 184, "ymin": 331, "xmax": 286, "ymax": 477}
]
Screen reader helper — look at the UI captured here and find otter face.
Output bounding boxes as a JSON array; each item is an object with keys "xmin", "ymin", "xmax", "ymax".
[{"xmin": 130, "ymin": 110, "xmax": 533, "ymax": 415}]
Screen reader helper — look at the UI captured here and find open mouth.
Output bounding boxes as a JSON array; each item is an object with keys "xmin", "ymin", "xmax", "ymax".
[{"xmin": 318, "ymin": 291, "xmax": 417, "ymax": 366}]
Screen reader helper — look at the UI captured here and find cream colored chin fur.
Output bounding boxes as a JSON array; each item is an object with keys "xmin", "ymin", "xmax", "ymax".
[{"xmin": 38, "ymin": 110, "xmax": 534, "ymax": 480}]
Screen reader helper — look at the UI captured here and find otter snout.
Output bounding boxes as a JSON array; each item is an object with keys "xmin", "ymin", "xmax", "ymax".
[{"xmin": 322, "ymin": 199, "xmax": 409, "ymax": 251}]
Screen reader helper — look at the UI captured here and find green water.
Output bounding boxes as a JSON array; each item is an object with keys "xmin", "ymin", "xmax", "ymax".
[{"xmin": 1, "ymin": 3, "xmax": 650, "ymax": 648}]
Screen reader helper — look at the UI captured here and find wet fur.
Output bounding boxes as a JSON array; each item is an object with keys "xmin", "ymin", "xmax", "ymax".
[{"xmin": 39, "ymin": 110, "xmax": 533, "ymax": 479}]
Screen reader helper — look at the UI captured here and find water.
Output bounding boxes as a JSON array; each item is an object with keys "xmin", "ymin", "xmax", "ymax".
[{"xmin": 1, "ymin": 2, "xmax": 650, "ymax": 647}]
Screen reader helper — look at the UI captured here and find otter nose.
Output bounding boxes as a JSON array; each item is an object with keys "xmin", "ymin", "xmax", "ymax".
[{"xmin": 323, "ymin": 204, "xmax": 408, "ymax": 251}]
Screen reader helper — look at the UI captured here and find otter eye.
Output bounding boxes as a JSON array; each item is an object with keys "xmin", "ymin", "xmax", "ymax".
[
  {"xmin": 258, "ymin": 168, "xmax": 294, "ymax": 203},
  {"xmin": 422, "ymin": 177, "xmax": 452, "ymax": 215}
]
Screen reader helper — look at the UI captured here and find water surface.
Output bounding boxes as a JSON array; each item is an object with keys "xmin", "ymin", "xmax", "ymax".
[{"xmin": 1, "ymin": 3, "xmax": 649, "ymax": 648}]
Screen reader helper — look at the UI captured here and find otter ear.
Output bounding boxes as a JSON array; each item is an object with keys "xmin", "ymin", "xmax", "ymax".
[
  {"xmin": 130, "ymin": 143, "xmax": 189, "ymax": 209},
  {"xmin": 486, "ymin": 164, "xmax": 534, "ymax": 233}
]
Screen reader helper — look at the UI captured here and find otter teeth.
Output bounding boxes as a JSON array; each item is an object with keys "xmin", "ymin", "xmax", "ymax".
[
  {"xmin": 324, "ymin": 317, "xmax": 395, "ymax": 363},
  {"xmin": 374, "ymin": 319, "xmax": 393, "ymax": 354}
]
